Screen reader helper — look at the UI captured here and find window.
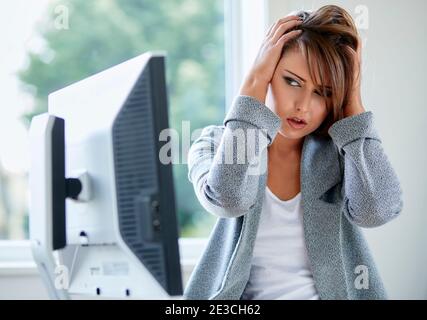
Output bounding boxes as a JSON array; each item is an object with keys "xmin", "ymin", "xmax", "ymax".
[{"xmin": 0, "ymin": 0, "xmax": 226, "ymax": 239}]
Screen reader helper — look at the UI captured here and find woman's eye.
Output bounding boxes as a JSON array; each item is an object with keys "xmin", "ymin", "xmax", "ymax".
[
  {"xmin": 284, "ymin": 77, "xmax": 299, "ymax": 87},
  {"xmin": 284, "ymin": 76, "xmax": 332, "ymax": 97},
  {"xmin": 315, "ymin": 89, "xmax": 332, "ymax": 98}
]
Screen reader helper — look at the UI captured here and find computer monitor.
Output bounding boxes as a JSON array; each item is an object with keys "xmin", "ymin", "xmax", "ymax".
[{"xmin": 29, "ymin": 51, "xmax": 183, "ymax": 299}]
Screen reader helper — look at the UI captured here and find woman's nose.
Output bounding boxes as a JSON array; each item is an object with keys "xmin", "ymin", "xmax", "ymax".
[{"xmin": 296, "ymin": 92, "xmax": 311, "ymax": 112}]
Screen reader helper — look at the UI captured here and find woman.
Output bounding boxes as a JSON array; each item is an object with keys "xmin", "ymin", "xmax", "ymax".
[{"xmin": 184, "ymin": 5, "xmax": 403, "ymax": 300}]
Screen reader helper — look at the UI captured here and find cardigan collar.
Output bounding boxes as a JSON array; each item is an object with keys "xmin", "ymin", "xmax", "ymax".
[
  {"xmin": 299, "ymin": 134, "xmax": 348, "ymax": 299},
  {"xmin": 300, "ymin": 134, "xmax": 343, "ymax": 201}
]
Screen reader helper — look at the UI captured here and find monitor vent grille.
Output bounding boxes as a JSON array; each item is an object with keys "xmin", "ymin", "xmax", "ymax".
[{"xmin": 112, "ymin": 66, "xmax": 166, "ymax": 286}]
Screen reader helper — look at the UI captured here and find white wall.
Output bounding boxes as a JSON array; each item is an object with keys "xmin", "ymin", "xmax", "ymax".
[{"xmin": 266, "ymin": 0, "xmax": 427, "ymax": 299}]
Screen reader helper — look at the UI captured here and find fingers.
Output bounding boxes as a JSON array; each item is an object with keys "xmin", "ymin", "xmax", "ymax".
[
  {"xmin": 265, "ymin": 22, "xmax": 275, "ymax": 37},
  {"xmin": 345, "ymin": 42, "xmax": 361, "ymax": 63},
  {"xmin": 266, "ymin": 15, "xmax": 301, "ymax": 38},
  {"xmin": 344, "ymin": 44, "xmax": 361, "ymax": 83},
  {"xmin": 356, "ymin": 35, "xmax": 362, "ymax": 52},
  {"xmin": 271, "ymin": 19, "xmax": 303, "ymax": 44},
  {"xmin": 356, "ymin": 35, "xmax": 362, "ymax": 61},
  {"xmin": 347, "ymin": 36, "xmax": 362, "ymax": 58},
  {"xmin": 277, "ymin": 29, "xmax": 303, "ymax": 45}
]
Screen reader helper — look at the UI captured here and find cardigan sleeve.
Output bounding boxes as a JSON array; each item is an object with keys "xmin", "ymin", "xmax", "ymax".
[
  {"xmin": 187, "ymin": 95, "xmax": 282, "ymax": 218},
  {"xmin": 328, "ymin": 111, "xmax": 404, "ymax": 228}
]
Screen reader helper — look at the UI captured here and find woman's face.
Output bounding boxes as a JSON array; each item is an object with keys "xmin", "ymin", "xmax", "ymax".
[{"xmin": 266, "ymin": 47, "xmax": 331, "ymax": 139}]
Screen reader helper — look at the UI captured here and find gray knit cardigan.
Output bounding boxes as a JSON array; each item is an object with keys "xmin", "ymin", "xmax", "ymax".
[{"xmin": 184, "ymin": 95, "xmax": 403, "ymax": 300}]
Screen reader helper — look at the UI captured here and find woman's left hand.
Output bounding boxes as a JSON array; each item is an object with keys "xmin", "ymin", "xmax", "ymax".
[{"xmin": 343, "ymin": 35, "xmax": 366, "ymax": 118}]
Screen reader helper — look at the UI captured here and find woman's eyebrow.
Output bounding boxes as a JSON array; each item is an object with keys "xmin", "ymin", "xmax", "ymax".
[
  {"xmin": 284, "ymin": 69, "xmax": 306, "ymax": 82},
  {"xmin": 284, "ymin": 69, "xmax": 332, "ymax": 89}
]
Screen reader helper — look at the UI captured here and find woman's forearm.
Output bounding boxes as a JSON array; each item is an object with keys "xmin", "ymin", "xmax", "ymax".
[
  {"xmin": 328, "ymin": 111, "xmax": 403, "ymax": 227},
  {"xmin": 188, "ymin": 95, "xmax": 282, "ymax": 218}
]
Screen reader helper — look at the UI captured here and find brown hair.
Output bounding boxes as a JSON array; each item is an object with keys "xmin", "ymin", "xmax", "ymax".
[{"xmin": 282, "ymin": 5, "xmax": 360, "ymax": 137}]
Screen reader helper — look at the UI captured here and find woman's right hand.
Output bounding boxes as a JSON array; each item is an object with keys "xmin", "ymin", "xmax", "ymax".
[{"xmin": 240, "ymin": 15, "xmax": 303, "ymax": 103}]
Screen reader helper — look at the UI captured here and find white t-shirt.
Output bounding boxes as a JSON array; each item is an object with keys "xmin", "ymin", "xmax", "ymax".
[{"xmin": 241, "ymin": 186, "xmax": 320, "ymax": 300}]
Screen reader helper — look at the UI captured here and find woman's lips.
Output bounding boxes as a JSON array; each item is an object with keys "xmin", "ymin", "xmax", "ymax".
[{"xmin": 287, "ymin": 118, "xmax": 307, "ymax": 129}]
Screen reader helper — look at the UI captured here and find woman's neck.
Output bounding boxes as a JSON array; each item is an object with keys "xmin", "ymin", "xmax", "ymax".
[{"xmin": 268, "ymin": 133, "xmax": 305, "ymax": 159}]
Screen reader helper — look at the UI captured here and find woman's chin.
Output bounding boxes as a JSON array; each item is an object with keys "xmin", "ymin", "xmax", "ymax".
[{"xmin": 278, "ymin": 127, "xmax": 307, "ymax": 140}]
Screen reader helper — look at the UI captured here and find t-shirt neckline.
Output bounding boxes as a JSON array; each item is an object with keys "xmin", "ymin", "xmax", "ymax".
[{"xmin": 265, "ymin": 186, "xmax": 301, "ymax": 205}]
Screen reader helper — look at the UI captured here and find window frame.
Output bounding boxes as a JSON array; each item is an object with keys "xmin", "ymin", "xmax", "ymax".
[{"xmin": 224, "ymin": 0, "xmax": 269, "ymax": 111}]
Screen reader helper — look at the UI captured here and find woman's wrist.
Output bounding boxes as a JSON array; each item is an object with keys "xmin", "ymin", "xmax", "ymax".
[
  {"xmin": 344, "ymin": 90, "xmax": 365, "ymax": 118},
  {"xmin": 239, "ymin": 73, "xmax": 269, "ymax": 105}
]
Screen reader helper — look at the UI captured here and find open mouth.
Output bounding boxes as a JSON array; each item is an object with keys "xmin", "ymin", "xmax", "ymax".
[{"xmin": 287, "ymin": 117, "xmax": 307, "ymax": 129}]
